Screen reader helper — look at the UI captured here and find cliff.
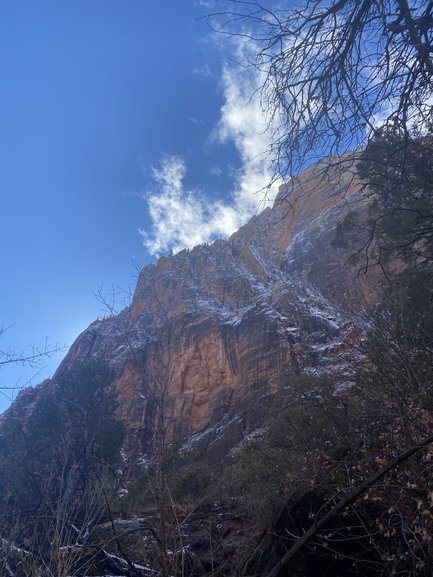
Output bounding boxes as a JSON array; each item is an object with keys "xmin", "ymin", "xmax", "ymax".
[{"xmin": 30, "ymin": 156, "xmax": 373, "ymax": 468}]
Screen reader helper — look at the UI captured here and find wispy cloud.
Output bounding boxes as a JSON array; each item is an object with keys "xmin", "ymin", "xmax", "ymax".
[
  {"xmin": 193, "ymin": 0, "xmax": 214, "ymax": 8},
  {"xmin": 140, "ymin": 38, "xmax": 280, "ymax": 256},
  {"xmin": 139, "ymin": 155, "xmax": 246, "ymax": 255},
  {"xmin": 192, "ymin": 63, "xmax": 212, "ymax": 78},
  {"xmin": 213, "ymin": 54, "xmax": 277, "ymax": 204}
]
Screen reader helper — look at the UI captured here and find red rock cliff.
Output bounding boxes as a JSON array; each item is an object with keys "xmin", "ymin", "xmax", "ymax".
[{"xmin": 50, "ymin": 158, "xmax": 376, "ymax": 467}]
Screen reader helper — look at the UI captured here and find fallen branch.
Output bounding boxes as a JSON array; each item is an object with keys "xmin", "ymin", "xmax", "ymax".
[{"xmin": 265, "ymin": 433, "xmax": 433, "ymax": 577}]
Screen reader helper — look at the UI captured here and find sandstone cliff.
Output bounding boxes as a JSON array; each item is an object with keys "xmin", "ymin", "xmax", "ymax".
[
  {"xmin": 6, "ymin": 158, "xmax": 376, "ymax": 468},
  {"xmin": 40, "ymin": 157, "xmax": 375, "ymax": 468}
]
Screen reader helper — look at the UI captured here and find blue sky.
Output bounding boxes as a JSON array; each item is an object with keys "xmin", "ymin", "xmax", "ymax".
[{"xmin": 0, "ymin": 0, "xmax": 278, "ymax": 412}]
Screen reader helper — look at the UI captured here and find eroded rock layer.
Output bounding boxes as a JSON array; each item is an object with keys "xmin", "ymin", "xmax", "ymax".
[{"xmin": 10, "ymin": 159, "xmax": 376, "ymax": 466}]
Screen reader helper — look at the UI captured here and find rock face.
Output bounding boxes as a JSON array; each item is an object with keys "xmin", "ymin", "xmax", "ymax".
[{"xmin": 12, "ymin": 159, "xmax": 377, "ymax": 467}]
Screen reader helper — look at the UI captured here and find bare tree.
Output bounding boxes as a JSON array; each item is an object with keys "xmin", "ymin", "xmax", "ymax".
[
  {"xmin": 0, "ymin": 457, "xmax": 129, "ymax": 577},
  {"xmin": 210, "ymin": 0, "xmax": 433, "ymax": 180},
  {"xmin": 0, "ymin": 357, "xmax": 131, "ymax": 577},
  {"xmin": 0, "ymin": 324, "xmax": 64, "ymax": 404},
  {"xmin": 0, "ymin": 326, "xmax": 61, "ymax": 370}
]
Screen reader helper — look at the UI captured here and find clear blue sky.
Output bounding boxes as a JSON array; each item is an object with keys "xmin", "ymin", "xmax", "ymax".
[{"xmin": 0, "ymin": 0, "xmax": 277, "ymax": 412}]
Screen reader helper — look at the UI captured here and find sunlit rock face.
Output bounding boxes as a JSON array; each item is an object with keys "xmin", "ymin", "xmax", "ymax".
[{"xmin": 39, "ymin": 159, "xmax": 378, "ymax": 466}]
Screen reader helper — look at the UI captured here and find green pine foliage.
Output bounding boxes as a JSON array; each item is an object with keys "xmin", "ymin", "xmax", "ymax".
[
  {"xmin": 335, "ymin": 126, "xmax": 433, "ymax": 271},
  {"xmin": 220, "ymin": 374, "xmax": 349, "ymax": 527}
]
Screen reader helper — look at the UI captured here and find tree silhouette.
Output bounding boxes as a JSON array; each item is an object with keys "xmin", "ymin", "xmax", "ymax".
[{"xmin": 210, "ymin": 0, "xmax": 433, "ymax": 180}]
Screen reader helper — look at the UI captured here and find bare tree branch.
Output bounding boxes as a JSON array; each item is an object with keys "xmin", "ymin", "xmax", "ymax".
[
  {"xmin": 265, "ymin": 433, "xmax": 433, "ymax": 577},
  {"xmin": 209, "ymin": 0, "xmax": 433, "ymax": 180}
]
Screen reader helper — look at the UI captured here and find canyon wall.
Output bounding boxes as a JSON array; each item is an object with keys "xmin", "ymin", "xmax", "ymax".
[{"xmin": 7, "ymin": 158, "xmax": 377, "ymax": 468}]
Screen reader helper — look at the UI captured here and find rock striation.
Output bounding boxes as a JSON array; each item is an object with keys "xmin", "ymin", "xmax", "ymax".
[{"xmin": 7, "ymin": 158, "xmax": 377, "ymax": 467}]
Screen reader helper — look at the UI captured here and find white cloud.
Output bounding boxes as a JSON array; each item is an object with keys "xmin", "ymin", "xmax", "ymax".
[
  {"xmin": 210, "ymin": 165, "xmax": 222, "ymax": 176},
  {"xmin": 193, "ymin": 0, "xmax": 214, "ymax": 7},
  {"xmin": 192, "ymin": 63, "xmax": 212, "ymax": 78},
  {"xmin": 140, "ymin": 38, "xmax": 281, "ymax": 257},
  {"xmin": 213, "ymin": 55, "xmax": 279, "ymax": 202},
  {"xmin": 139, "ymin": 155, "xmax": 249, "ymax": 255}
]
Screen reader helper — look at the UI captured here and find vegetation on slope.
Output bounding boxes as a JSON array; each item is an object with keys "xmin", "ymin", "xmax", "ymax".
[{"xmin": 0, "ymin": 133, "xmax": 433, "ymax": 576}]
